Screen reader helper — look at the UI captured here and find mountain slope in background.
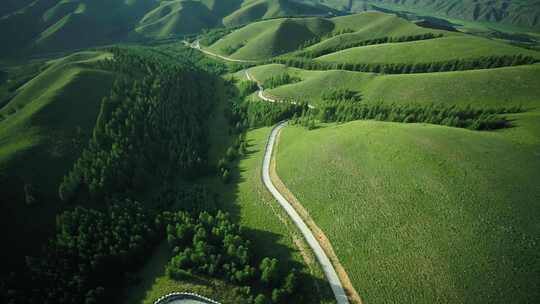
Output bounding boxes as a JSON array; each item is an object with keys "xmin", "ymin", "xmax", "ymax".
[
  {"xmin": 0, "ymin": 0, "xmax": 337, "ymax": 57},
  {"xmin": 316, "ymin": 0, "xmax": 540, "ymax": 30}
]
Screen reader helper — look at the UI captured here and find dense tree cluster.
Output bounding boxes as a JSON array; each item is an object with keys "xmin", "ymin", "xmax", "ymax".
[
  {"xmin": 238, "ymin": 80, "xmax": 259, "ymax": 97},
  {"xmin": 313, "ymin": 102, "xmax": 521, "ymax": 130},
  {"xmin": 2, "ymin": 200, "xmax": 158, "ymax": 304},
  {"xmin": 60, "ymin": 50, "xmax": 218, "ymax": 202},
  {"xmin": 161, "ymin": 211, "xmax": 298, "ymax": 303},
  {"xmin": 230, "ymin": 99, "xmax": 308, "ymax": 131},
  {"xmin": 99, "ymin": 45, "xmax": 227, "ymax": 76},
  {"xmin": 262, "ymin": 73, "xmax": 301, "ymax": 89},
  {"xmin": 295, "ymin": 33, "xmax": 443, "ymax": 58},
  {"xmin": 269, "ymin": 54, "xmax": 538, "ymax": 74},
  {"xmin": 218, "ymin": 135, "xmax": 248, "ymax": 183}
]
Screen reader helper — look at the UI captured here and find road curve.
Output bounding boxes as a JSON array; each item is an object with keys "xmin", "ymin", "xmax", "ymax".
[{"xmin": 262, "ymin": 122, "xmax": 349, "ymax": 304}]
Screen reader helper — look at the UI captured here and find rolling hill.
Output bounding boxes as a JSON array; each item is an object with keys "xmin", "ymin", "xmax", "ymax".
[
  {"xmin": 0, "ymin": 0, "xmax": 340, "ymax": 58},
  {"xmin": 0, "ymin": 51, "xmax": 116, "ymax": 271},
  {"xmin": 207, "ymin": 11, "xmax": 448, "ymax": 60},
  {"xmin": 315, "ymin": 35, "xmax": 540, "ymax": 65},
  {"xmin": 240, "ymin": 62, "xmax": 540, "ymax": 107},
  {"xmin": 207, "ymin": 17, "xmax": 336, "ymax": 60},
  {"xmin": 206, "ymin": 11, "xmax": 540, "ymax": 62}
]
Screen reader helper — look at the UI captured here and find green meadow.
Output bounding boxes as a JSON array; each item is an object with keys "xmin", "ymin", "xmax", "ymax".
[
  {"xmin": 241, "ymin": 63, "xmax": 540, "ymax": 107},
  {"xmin": 316, "ymin": 35, "xmax": 540, "ymax": 64},
  {"xmin": 276, "ymin": 114, "xmax": 540, "ymax": 303}
]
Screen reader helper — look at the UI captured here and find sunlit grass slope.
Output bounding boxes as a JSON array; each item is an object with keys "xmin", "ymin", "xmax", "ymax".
[
  {"xmin": 305, "ymin": 12, "xmax": 450, "ymax": 54},
  {"xmin": 242, "ymin": 63, "xmax": 540, "ymax": 107},
  {"xmin": 276, "ymin": 116, "xmax": 540, "ymax": 304},
  {"xmin": 209, "ymin": 17, "xmax": 335, "ymax": 60},
  {"xmin": 210, "ymin": 11, "xmax": 453, "ymax": 60},
  {"xmin": 316, "ymin": 35, "xmax": 540, "ymax": 64}
]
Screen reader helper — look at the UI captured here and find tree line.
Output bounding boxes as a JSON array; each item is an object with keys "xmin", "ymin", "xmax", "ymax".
[
  {"xmin": 262, "ymin": 73, "xmax": 301, "ymax": 89},
  {"xmin": 269, "ymin": 54, "xmax": 538, "ymax": 74},
  {"xmin": 298, "ymin": 101, "xmax": 522, "ymax": 130},
  {"xmin": 294, "ymin": 33, "xmax": 443, "ymax": 58}
]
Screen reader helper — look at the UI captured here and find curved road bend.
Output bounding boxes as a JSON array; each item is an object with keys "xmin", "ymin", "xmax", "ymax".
[{"xmin": 263, "ymin": 122, "xmax": 349, "ymax": 304}]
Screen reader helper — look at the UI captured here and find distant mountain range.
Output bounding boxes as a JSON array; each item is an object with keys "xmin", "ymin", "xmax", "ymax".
[
  {"xmin": 0, "ymin": 0, "xmax": 339, "ymax": 56},
  {"xmin": 1, "ymin": 0, "xmax": 538, "ymax": 57},
  {"xmin": 316, "ymin": 0, "xmax": 540, "ymax": 30}
]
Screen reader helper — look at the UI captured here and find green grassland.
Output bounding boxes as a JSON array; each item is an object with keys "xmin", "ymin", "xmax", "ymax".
[
  {"xmin": 0, "ymin": 51, "xmax": 116, "ymax": 270},
  {"xmin": 208, "ymin": 11, "xmax": 423, "ymax": 60},
  {"xmin": 304, "ymin": 12, "xmax": 450, "ymax": 54},
  {"xmin": 209, "ymin": 11, "xmax": 444, "ymax": 60},
  {"xmin": 241, "ymin": 63, "xmax": 540, "ymax": 107},
  {"xmin": 316, "ymin": 35, "xmax": 540, "ymax": 64},
  {"xmin": 275, "ymin": 113, "xmax": 540, "ymax": 303},
  {"xmin": 208, "ymin": 17, "xmax": 336, "ymax": 60},
  {"xmin": 207, "ymin": 11, "xmax": 540, "ymax": 63}
]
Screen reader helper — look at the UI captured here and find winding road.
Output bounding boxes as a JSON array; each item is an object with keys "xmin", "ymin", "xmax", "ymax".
[
  {"xmin": 189, "ymin": 40, "xmax": 351, "ymax": 304},
  {"xmin": 263, "ymin": 122, "xmax": 350, "ymax": 304}
]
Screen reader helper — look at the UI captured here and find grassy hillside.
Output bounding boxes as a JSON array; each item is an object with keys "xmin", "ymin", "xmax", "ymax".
[
  {"xmin": 316, "ymin": 35, "xmax": 540, "ymax": 64},
  {"xmin": 223, "ymin": 0, "xmax": 337, "ymax": 26},
  {"xmin": 350, "ymin": 0, "xmax": 540, "ymax": 31},
  {"xmin": 136, "ymin": 0, "xmax": 219, "ymax": 38},
  {"xmin": 241, "ymin": 63, "xmax": 540, "ymax": 107},
  {"xmin": 305, "ymin": 12, "xmax": 449, "ymax": 54},
  {"xmin": 276, "ymin": 115, "xmax": 540, "ymax": 303},
  {"xmin": 0, "ymin": 51, "xmax": 115, "ymax": 270},
  {"xmin": 209, "ymin": 11, "xmax": 446, "ymax": 60},
  {"xmin": 0, "ymin": 0, "xmax": 341, "ymax": 58},
  {"xmin": 208, "ymin": 17, "xmax": 335, "ymax": 60}
]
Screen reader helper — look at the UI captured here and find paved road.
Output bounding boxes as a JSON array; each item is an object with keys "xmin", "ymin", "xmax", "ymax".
[
  {"xmin": 248, "ymin": 68, "xmax": 347, "ymax": 304},
  {"xmin": 190, "ymin": 39, "xmax": 348, "ymax": 304},
  {"xmin": 262, "ymin": 122, "xmax": 350, "ymax": 304},
  {"xmin": 185, "ymin": 40, "xmax": 254, "ymax": 63}
]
